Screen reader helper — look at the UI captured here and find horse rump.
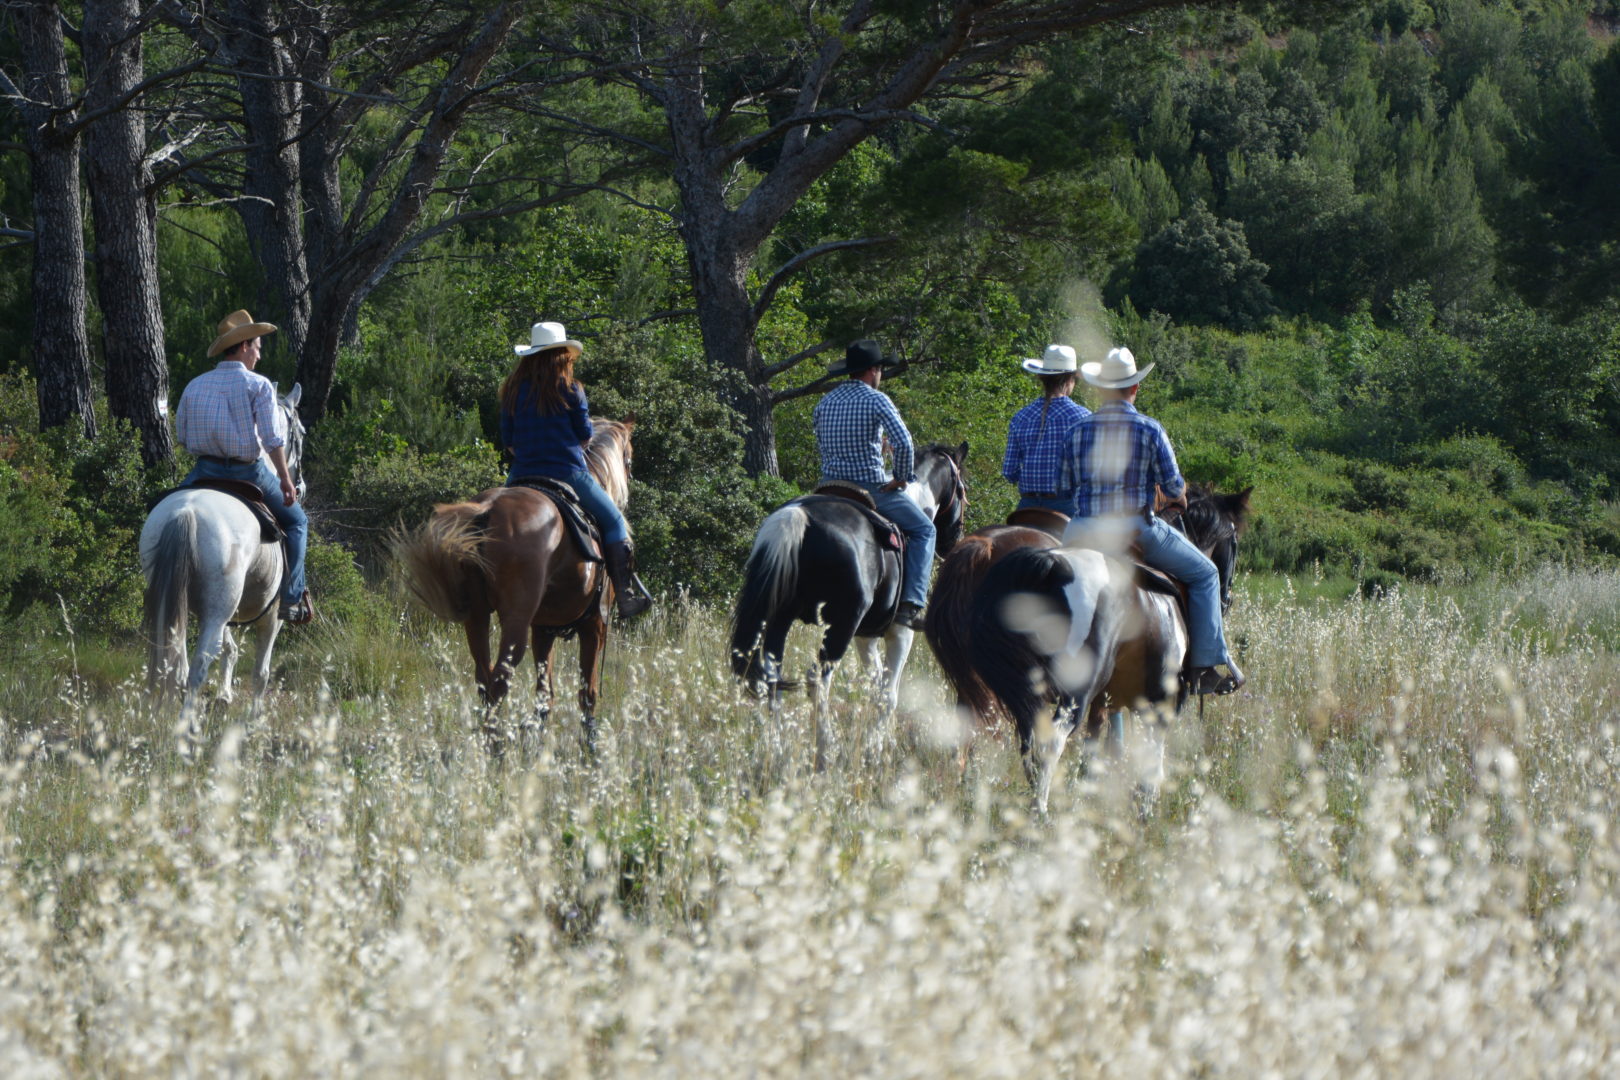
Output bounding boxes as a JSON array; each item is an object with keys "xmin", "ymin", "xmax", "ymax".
[
  {"xmin": 393, "ymin": 502, "xmax": 492, "ymax": 622},
  {"xmin": 966, "ymin": 546, "xmax": 1089, "ymax": 737},
  {"xmin": 728, "ymin": 504, "xmax": 809, "ymax": 688}
]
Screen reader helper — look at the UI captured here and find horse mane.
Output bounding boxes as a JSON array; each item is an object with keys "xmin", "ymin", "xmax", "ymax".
[
  {"xmin": 584, "ymin": 417, "xmax": 631, "ymax": 511},
  {"xmin": 925, "ymin": 532, "xmax": 1010, "ymax": 729},
  {"xmin": 1180, "ymin": 483, "xmax": 1252, "ymax": 543}
]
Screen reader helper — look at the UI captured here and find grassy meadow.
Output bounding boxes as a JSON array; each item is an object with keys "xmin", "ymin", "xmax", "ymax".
[{"xmin": 2, "ymin": 566, "xmax": 1620, "ymax": 1075}]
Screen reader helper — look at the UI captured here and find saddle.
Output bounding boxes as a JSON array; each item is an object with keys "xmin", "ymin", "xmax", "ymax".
[
  {"xmin": 506, "ymin": 475, "xmax": 604, "ymax": 563},
  {"xmin": 812, "ymin": 480, "xmax": 877, "ymax": 511},
  {"xmin": 148, "ymin": 478, "xmax": 283, "ymax": 542},
  {"xmin": 795, "ymin": 493, "xmax": 904, "ymax": 552},
  {"xmin": 1005, "ymin": 506, "xmax": 1069, "ymax": 539}
]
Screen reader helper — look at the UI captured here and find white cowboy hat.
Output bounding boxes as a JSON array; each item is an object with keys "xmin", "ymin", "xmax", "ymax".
[
  {"xmin": 208, "ymin": 309, "xmax": 277, "ymax": 358},
  {"xmin": 1021, "ymin": 344, "xmax": 1077, "ymax": 375},
  {"xmin": 514, "ymin": 321, "xmax": 583, "ymax": 357},
  {"xmin": 1081, "ymin": 346, "xmax": 1154, "ymax": 389}
]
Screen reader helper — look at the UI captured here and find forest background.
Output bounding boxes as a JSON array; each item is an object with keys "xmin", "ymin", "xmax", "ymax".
[{"xmin": 2, "ymin": 0, "xmax": 1619, "ymax": 645}]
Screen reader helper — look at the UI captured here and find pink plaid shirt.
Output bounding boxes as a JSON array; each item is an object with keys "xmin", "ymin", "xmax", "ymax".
[{"xmin": 175, "ymin": 361, "xmax": 285, "ymax": 462}]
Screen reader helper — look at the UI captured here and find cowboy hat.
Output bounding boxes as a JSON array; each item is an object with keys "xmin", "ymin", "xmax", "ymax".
[
  {"xmin": 1081, "ymin": 346, "xmax": 1155, "ymax": 389},
  {"xmin": 828, "ymin": 339, "xmax": 896, "ymax": 376},
  {"xmin": 514, "ymin": 321, "xmax": 583, "ymax": 358},
  {"xmin": 208, "ymin": 309, "xmax": 277, "ymax": 358},
  {"xmin": 1021, "ymin": 344, "xmax": 1078, "ymax": 376}
]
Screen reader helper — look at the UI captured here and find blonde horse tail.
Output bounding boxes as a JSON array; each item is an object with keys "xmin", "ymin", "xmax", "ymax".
[
  {"xmin": 393, "ymin": 503, "xmax": 492, "ymax": 623},
  {"xmin": 925, "ymin": 532, "xmax": 1008, "ymax": 731},
  {"xmin": 144, "ymin": 507, "xmax": 197, "ymax": 689}
]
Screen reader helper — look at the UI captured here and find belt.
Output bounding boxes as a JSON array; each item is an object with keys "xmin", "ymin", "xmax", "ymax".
[
  {"xmin": 199, "ymin": 454, "xmax": 258, "ymax": 466},
  {"xmin": 1022, "ymin": 492, "xmax": 1065, "ymax": 499}
]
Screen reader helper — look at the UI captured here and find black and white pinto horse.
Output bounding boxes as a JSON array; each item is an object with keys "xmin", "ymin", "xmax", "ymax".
[
  {"xmin": 729, "ymin": 443, "xmax": 968, "ymax": 766},
  {"xmin": 968, "ymin": 487, "xmax": 1251, "ymax": 812},
  {"xmin": 140, "ymin": 384, "xmax": 305, "ymax": 739}
]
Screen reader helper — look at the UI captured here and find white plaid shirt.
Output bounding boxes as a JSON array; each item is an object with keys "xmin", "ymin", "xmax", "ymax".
[
  {"xmin": 812, "ymin": 379, "xmax": 915, "ymax": 486},
  {"xmin": 175, "ymin": 361, "xmax": 285, "ymax": 462}
]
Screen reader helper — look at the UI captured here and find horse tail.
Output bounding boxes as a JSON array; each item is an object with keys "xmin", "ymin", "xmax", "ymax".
[
  {"xmin": 729, "ymin": 504, "xmax": 808, "ymax": 684},
  {"xmin": 393, "ymin": 502, "xmax": 492, "ymax": 623},
  {"xmin": 925, "ymin": 532, "xmax": 1008, "ymax": 730},
  {"xmin": 968, "ymin": 547, "xmax": 1080, "ymax": 739},
  {"xmin": 143, "ymin": 507, "xmax": 197, "ymax": 686}
]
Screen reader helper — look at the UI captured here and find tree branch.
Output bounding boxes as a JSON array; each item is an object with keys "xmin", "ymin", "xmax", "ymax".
[
  {"xmin": 752, "ymin": 236, "xmax": 894, "ymax": 321},
  {"xmin": 763, "ymin": 340, "xmax": 839, "ymax": 381}
]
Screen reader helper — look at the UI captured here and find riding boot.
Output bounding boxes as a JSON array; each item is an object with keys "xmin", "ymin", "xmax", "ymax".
[
  {"xmin": 604, "ymin": 540, "xmax": 651, "ymax": 620},
  {"xmin": 1189, "ymin": 660, "xmax": 1245, "ymax": 696}
]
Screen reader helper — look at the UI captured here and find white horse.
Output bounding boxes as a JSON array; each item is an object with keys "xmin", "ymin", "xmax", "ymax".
[{"xmin": 140, "ymin": 384, "xmax": 305, "ymax": 737}]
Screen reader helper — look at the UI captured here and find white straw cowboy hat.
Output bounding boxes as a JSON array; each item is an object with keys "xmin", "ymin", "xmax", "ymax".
[
  {"xmin": 1021, "ymin": 344, "xmax": 1078, "ymax": 376},
  {"xmin": 1081, "ymin": 346, "xmax": 1155, "ymax": 389},
  {"xmin": 208, "ymin": 309, "xmax": 277, "ymax": 358},
  {"xmin": 514, "ymin": 321, "xmax": 583, "ymax": 358}
]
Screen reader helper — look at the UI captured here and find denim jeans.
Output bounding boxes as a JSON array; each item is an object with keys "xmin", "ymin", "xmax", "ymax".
[
  {"xmin": 509, "ymin": 467, "xmax": 627, "ymax": 544},
  {"xmin": 1016, "ymin": 493, "xmax": 1075, "ymax": 514},
  {"xmin": 184, "ymin": 457, "xmax": 307, "ymax": 605},
  {"xmin": 862, "ymin": 483, "xmax": 936, "ymax": 608},
  {"xmin": 1064, "ymin": 513, "xmax": 1229, "ymax": 668}
]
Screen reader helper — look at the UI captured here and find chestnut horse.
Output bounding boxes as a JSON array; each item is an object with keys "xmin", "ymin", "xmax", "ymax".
[{"xmin": 396, "ymin": 418, "xmax": 636, "ymax": 751}]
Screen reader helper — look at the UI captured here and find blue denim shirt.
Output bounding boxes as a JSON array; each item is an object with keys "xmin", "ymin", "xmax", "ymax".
[{"xmin": 501, "ymin": 381, "xmax": 592, "ymax": 476}]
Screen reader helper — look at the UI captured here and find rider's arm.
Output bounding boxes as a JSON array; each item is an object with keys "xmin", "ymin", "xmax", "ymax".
[
  {"xmin": 267, "ymin": 445, "xmax": 296, "ymax": 506},
  {"xmin": 1001, "ymin": 415, "xmax": 1021, "ymax": 484},
  {"xmin": 1151, "ymin": 424, "xmax": 1186, "ymax": 501},
  {"xmin": 569, "ymin": 383, "xmax": 594, "ymax": 444},
  {"xmin": 876, "ymin": 394, "xmax": 914, "ymax": 484}
]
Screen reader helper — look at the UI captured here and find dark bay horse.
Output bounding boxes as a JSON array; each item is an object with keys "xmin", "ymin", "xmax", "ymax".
[
  {"xmin": 729, "ymin": 442, "xmax": 968, "ymax": 767},
  {"xmin": 396, "ymin": 418, "xmax": 636, "ymax": 750},
  {"xmin": 940, "ymin": 486, "xmax": 1251, "ymax": 810}
]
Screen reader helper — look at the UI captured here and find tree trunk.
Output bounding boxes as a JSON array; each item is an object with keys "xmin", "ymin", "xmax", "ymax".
[
  {"xmin": 84, "ymin": 0, "xmax": 172, "ymax": 466},
  {"xmin": 227, "ymin": 0, "xmax": 311, "ymax": 362},
  {"xmin": 15, "ymin": 1, "xmax": 95, "ymax": 437}
]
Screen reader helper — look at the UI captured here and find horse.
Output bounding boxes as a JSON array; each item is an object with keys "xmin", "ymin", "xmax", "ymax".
[
  {"xmin": 926, "ymin": 485, "xmax": 1250, "ymax": 735},
  {"xmin": 728, "ymin": 442, "xmax": 968, "ymax": 768},
  {"xmin": 140, "ymin": 383, "xmax": 306, "ymax": 738},
  {"xmin": 948, "ymin": 486, "xmax": 1251, "ymax": 812},
  {"xmin": 395, "ymin": 417, "xmax": 636, "ymax": 752}
]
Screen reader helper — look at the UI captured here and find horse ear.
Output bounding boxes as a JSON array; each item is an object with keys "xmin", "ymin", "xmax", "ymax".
[
  {"xmin": 956, "ymin": 440, "xmax": 969, "ymax": 463},
  {"xmin": 286, "ymin": 382, "xmax": 303, "ymax": 407},
  {"xmin": 623, "ymin": 410, "xmax": 637, "ymax": 429}
]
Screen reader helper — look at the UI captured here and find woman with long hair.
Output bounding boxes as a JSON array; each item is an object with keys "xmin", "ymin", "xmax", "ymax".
[{"xmin": 499, "ymin": 321, "xmax": 650, "ymax": 619}]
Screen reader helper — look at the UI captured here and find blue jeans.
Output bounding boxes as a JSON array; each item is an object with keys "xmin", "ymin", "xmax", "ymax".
[
  {"xmin": 862, "ymin": 482, "xmax": 935, "ymax": 608},
  {"xmin": 509, "ymin": 467, "xmax": 627, "ymax": 544},
  {"xmin": 1017, "ymin": 493, "xmax": 1074, "ymax": 514},
  {"xmin": 1064, "ymin": 513, "xmax": 1229, "ymax": 668},
  {"xmin": 185, "ymin": 457, "xmax": 307, "ymax": 605}
]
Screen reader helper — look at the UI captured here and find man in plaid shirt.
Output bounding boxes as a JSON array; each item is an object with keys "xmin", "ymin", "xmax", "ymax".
[
  {"xmin": 812, "ymin": 340, "xmax": 935, "ymax": 629},
  {"xmin": 1061, "ymin": 347, "xmax": 1243, "ymax": 695},
  {"xmin": 175, "ymin": 309, "xmax": 312, "ymax": 624},
  {"xmin": 1003, "ymin": 344, "xmax": 1089, "ymax": 513}
]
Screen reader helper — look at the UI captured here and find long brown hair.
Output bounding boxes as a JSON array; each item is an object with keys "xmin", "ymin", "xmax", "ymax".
[
  {"xmin": 499, "ymin": 346, "xmax": 580, "ymax": 416},
  {"xmin": 1037, "ymin": 372, "xmax": 1076, "ymax": 399}
]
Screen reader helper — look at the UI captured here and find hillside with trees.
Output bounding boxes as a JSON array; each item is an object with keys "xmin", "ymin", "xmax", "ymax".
[{"xmin": 1, "ymin": 0, "xmax": 1618, "ymax": 637}]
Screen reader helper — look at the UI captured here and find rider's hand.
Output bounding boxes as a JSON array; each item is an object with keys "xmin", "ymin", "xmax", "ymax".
[
  {"xmin": 880, "ymin": 478, "xmax": 905, "ymax": 492},
  {"xmin": 280, "ymin": 477, "xmax": 297, "ymax": 506}
]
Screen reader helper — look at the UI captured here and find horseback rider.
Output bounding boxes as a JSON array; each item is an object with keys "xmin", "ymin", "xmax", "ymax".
[
  {"xmin": 812, "ymin": 339, "xmax": 934, "ymax": 630},
  {"xmin": 1060, "ymin": 346, "xmax": 1245, "ymax": 695},
  {"xmin": 175, "ymin": 310, "xmax": 312, "ymax": 624},
  {"xmin": 1002, "ymin": 344, "xmax": 1090, "ymax": 514},
  {"xmin": 499, "ymin": 321, "xmax": 650, "ymax": 620}
]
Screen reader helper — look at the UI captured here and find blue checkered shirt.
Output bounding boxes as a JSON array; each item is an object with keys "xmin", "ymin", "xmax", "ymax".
[
  {"xmin": 1002, "ymin": 396, "xmax": 1090, "ymax": 494},
  {"xmin": 813, "ymin": 379, "xmax": 915, "ymax": 486},
  {"xmin": 1061, "ymin": 400, "xmax": 1185, "ymax": 519},
  {"xmin": 175, "ymin": 360, "xmax": 285, "ymax": 462}
]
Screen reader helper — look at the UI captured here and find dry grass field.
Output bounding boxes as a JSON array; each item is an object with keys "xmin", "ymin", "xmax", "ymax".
[{"xmin": 2, "ymin": 566, "xmax": 1619, "ymax": 1076}]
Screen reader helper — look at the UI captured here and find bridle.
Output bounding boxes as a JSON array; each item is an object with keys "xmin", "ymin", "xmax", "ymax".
[{"xmin": 928, "ymin": 448, "xmax": 969, "ymax": 555}]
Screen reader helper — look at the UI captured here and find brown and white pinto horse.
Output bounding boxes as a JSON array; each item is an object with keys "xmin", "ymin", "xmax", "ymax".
[{"xmin": 396, "ymin": 418, "xmax": 636, "ymax": 751}]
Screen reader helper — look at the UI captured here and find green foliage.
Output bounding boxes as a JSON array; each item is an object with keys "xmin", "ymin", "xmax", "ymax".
[{"xmin": 1124, "ymin": 201, "xmax": 1277, "ymax": 330}]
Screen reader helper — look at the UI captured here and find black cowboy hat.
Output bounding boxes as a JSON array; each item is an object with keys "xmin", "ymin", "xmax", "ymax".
[{"xmin": 828, "ymin": 339, "xmax": 897, "ymax": 376}]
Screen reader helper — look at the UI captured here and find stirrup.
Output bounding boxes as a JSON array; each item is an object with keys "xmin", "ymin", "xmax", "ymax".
[
  {"xmin": 894, "ymin": 602, "xmax": 925, "ymax": 630},
  {"xmin": 279, "ymin": 591, "xmax": 315, "ymax": 625}
]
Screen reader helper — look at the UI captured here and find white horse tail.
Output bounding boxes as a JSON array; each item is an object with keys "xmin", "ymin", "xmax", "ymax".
[
  {"xmin": 729, "ymin": 504, "xmax": 809, "ymax": 682},
  {"xmin": 393, "ymin": 503, "xmax": 492, "ymax": 623},
  {"xmin": 144, "ymin": 507, "xmax": 198, "ymax": 688}
]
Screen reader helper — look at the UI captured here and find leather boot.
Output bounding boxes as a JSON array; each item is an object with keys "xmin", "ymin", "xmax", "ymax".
[{"xmin": 604, "ymin": 540, "xmax": 651, "ymax": 620}]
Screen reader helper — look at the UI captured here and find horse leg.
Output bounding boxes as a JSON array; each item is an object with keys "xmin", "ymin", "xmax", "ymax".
[
  {"xmin": 216, "ymin": 627, "xmax": 240, "ymax": 707},
  {"xmin": 1021, "ymin": 696, "xmax": 1083, "ymax": 817},
  {"xmin": 575, "ymin": 617, "xmax": 606, "ymax": 757},
  {"xmin": 178, "ymin": 610, "xmax": 230, "ymax": 755},
  {"xmin": 862, "ymin": 624, "xmax": 915, "ymax": 766},
  {"xmin": 526, "ymin": 628, "xmax": 558, "ymax": 745},
  {"xmin": 249, "ymin": 613, "xmax": 283, "ymax": 724},
  {"xmin": 484, "ymin": 606, "xmax": 536, "ymax": 756},
  {"xmin": 812, "ymin": 619, "xmax": 858, "ymax": 773}
]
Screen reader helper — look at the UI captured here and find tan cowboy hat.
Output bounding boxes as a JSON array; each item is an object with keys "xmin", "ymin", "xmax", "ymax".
[
  {"xmin": 514, "ymin": 321, "xmax": 583, "ymax": 358},
  {"xmin": 208, "ymin": 309, "xmax": 277, "ymax": 357},
  {"xmin": 1021, "ymin": 344, "xmax": 1077, "ymax": 376},
  {"xmin": 1081, "ymin": 345, "xmax": 1155, "ymax": 389}
]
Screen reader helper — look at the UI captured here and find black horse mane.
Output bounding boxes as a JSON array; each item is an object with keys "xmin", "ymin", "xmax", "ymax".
[{"xmin": 1180, "ymin": 484, "xmax": 1252, "ymax": 546}]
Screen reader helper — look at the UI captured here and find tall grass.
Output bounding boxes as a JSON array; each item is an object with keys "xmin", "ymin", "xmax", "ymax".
[{"xmin": 1, "ymin": 566, "xmax": 1618, "ymax": 1074}]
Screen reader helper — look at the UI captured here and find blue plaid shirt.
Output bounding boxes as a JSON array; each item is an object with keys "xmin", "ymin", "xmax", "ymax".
[
  {"xmin": 1061, "ymin": 400, "xmax": 1185, "ymax": 519},
  {"xmin": 1002, "ymin": 396, "xmax": 1090, "ymax": 494},
  {"xmin": 813, "ymin": 379, "xmax": 915, "ymax": 486}
]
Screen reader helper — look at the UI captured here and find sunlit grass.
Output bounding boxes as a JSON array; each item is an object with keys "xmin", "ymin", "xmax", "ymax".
[{"xmin": 1, "ymin": 565, "xmax": 1618, "ymax": 1073}]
